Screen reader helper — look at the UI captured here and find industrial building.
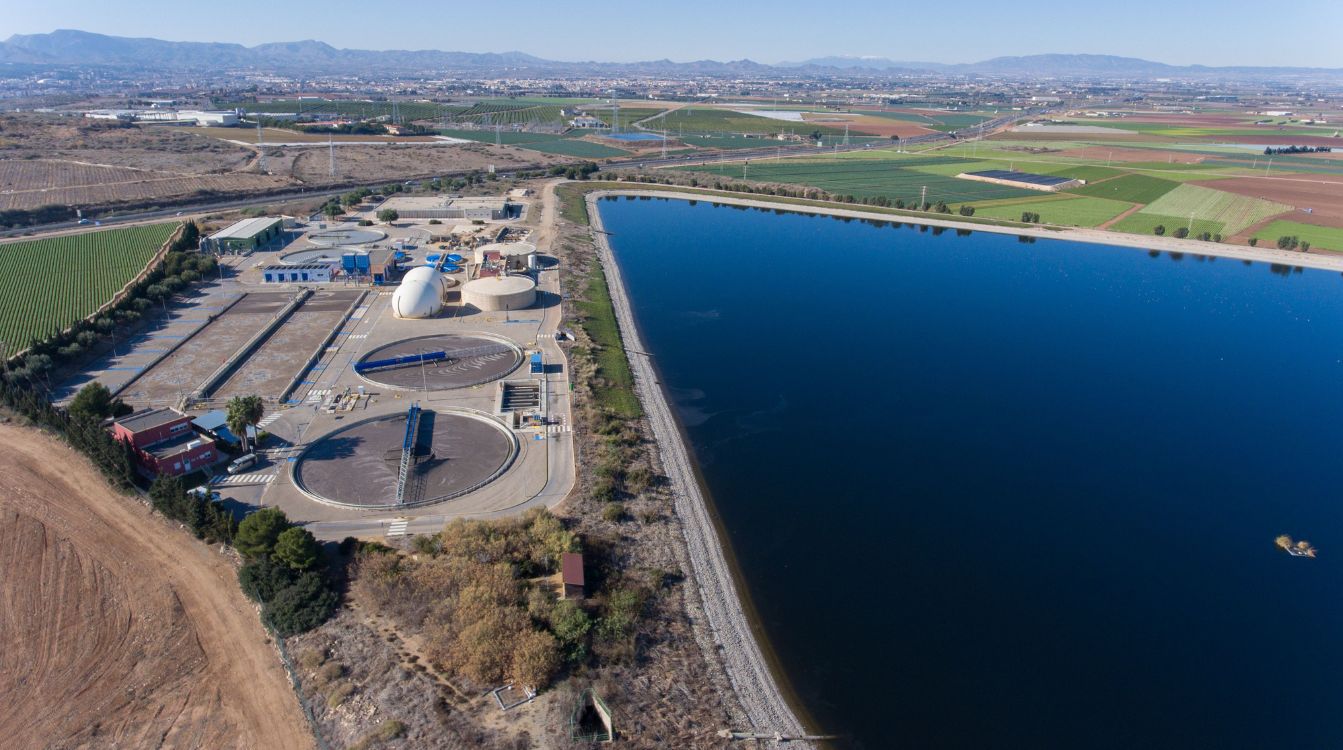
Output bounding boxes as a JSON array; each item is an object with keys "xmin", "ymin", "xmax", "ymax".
[
  {"xmin": 391, "ymin": 266, "xmax": 451, "ymax": 318},
  {"xmin": 957, "ymin": 169, "xmax": 1085, "ymax": 192},
  {"xmin": 262, "ymin": 263, "xmax": 335, "ymax": 284},
  {"xmin": 476, "ymin": 242, "xmax": 538, "ymax": 272},
  {"xmin": 110, "ymin": 407, "xmax": 219, "ymax": 478},
  {"xmin": 83, "ymin": 109, "xmax": 240, "ymax": 126},
  {"xmin": 203, "ymin": 217, "xmax": 285, "ymax": 254},
  {"xmin": 379, "ymin": 196, "xmax": 519, "ymax": 221}
]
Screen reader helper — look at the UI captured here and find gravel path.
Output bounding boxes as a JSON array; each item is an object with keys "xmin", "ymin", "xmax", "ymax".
[{"xmin": 587, "ymin": 193, "xmax": 810, "ymax": 743}]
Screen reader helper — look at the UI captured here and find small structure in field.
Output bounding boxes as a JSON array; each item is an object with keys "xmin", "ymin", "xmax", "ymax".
[
  {"xmin": 569, "ymin": 688, "xmax": 614, "ymax": 743},
  {"xmin": 561, "ymin": 552, "xmax": 585, "ymax": 599},
  {"xmin": 957, "ymin": 169, "xmax": 1085, "ymax": 192}
]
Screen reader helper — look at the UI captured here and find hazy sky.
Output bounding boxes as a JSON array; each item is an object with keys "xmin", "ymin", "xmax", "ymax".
[{"xmin": 7, "ymin": 0, "xmax": 1343, "ymax": 68}]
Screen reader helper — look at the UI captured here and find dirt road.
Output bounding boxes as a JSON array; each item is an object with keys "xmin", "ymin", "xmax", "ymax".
[{"xmin": 0, "ymin": 422, "xmax": 313, "ymax": 750}]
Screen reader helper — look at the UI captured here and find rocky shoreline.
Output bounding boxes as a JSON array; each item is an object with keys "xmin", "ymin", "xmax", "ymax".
[{"xmin": 586, "ymin": 192, "xmax": 811, "ymax": 744}]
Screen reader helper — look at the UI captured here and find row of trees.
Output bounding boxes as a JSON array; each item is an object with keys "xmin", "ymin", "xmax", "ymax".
[
  {"xmin": 149, "ymin": 474, "xmax": 238, "ymax": 544},
  {"xmin": 1263, "ymin": 145, "xmax": 1332, "ymax": 155},
  {"xmin": 1276, "ymin": 235, "xmax": 1312, "ymax": 251}
]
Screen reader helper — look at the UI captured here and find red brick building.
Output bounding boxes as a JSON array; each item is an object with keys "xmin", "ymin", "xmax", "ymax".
[{"xmin": 110, "ymin": 407, "xmax": 220, "ymax": 478}]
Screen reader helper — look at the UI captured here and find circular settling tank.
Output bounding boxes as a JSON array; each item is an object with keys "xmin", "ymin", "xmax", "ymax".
[
  {"xmin": 356, "ymin": 333, "xmax": 522, "ymax": 390},
  {"xmin": 307, "ymin": 228, "xmax": 386, "ymax": 246},
  {"xmin": 293, "ymin": 408, "xmax": 518, "ymax": 508},
  {"xmin": 462, "ymin": 275, "xmax": 537, "ymax": 311}
]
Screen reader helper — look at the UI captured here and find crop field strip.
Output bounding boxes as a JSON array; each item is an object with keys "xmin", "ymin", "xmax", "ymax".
[
  {"xmin": 679, "ymin": 158, "xmax": 1038, "ymax": 203},
  {"xmin": 1251, "ymin": 220, "xmax": 1343, "ymax": 251},
  {"xmin": 436, "ymin": 128, "xmax": 631, "ymax": 157},
  {"xmin": 1067, "ymin": 174, "xmax": 1181, "ymax": 203},
  {"xmin": 217, "ymin": 99, "xmax": 468, "ymax": 121},
  {"xmin": 1135, "ymin": 183, "xmax": 1292, "ymax": 236},
  {"xmin": 634, "ymin": 107, "xmax": 850, "ymax": 136},
  {"xmin": 966, "ymin": 195, "xmax": 1136, "ymax": 227},
  {"xmin": 0, "ymin": 223, "xmax": 177, "ymax": 349}
]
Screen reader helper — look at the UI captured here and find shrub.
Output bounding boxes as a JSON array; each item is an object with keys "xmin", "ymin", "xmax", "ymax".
[
  {"xmin": 273, "ymin": 527, "xmax": 322, "ymax": 571},
  {"xmin": 235, "ymin": 507, "xmax": 291, "ymax": 559},
  {"xmin": 602, "ymin": 502, "xmax": 626, "ymax": 523},
  {"xmin": 549, "ymin": 599, "xmax": 592, "ymax": 663},
  {"xmin": 1173, "ymin": 227, "xmax": 1189, "ymax": 239},
  {"xmin": 511, "ymin": 628, "xmax": 560, "ymax": 688},
  {"xmin": 326, "ymin": 681, "xmax": 354, "ymax": 709},
  {"xmin": 263, "ymin": 571, "xmax": 339, "ymax": 636},
  {"xmin": 1153, "ymin": 225, "xmax": 1165, "ymax": 236},
  {"xmin": 239, "ymin": 557, "xmax": 299, "ymax": 603},
  {"xmin": 959, "ymin": 205, "xmax": 976, "ymax": 217},
  {"xmin": 1248, "ymin": 237, "xmax": 1258, "ymax": 247}
]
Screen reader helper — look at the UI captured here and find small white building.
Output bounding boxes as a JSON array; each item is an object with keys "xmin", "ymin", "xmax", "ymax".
[{"xmin": 261, "ymin": 263, "xmax": 335, "ymax": 284}]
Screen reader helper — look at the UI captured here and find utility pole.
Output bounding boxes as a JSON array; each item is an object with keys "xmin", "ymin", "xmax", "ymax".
[{"xmin": 256, "ymin": 119, "xmax": 266, "ymax": 172}]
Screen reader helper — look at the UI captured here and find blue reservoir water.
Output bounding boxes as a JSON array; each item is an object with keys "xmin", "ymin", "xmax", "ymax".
[{"xmin": 598, "ymin": 196, "xmax": 1343, "ymax": 750}]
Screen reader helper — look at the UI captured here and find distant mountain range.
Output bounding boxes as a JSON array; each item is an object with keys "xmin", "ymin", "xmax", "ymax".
[{"xmin": 1, "ymin": 30, "xmax": 1338, "ymax": 80}]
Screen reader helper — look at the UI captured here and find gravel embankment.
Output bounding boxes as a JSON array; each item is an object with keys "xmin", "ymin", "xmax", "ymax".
[{"xmin": 587, "ymin": 193, "xmax": 810, "ymax": 743}]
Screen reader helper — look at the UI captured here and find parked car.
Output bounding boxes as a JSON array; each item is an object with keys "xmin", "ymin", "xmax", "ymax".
[
  {"xmin": 227, "ymin": 453, "xmax": 257, "ymax": 474},
  {"xmin": 188, "ymin": 486, "xmax": 222, "ymax": 502}
]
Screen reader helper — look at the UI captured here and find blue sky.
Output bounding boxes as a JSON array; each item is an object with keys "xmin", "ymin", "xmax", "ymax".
[{"xmin": 7, "ymin": 0, "xmax": 1343, "ymax": 68}]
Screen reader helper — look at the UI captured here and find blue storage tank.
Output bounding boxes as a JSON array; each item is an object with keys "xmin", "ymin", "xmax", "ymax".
[
  {"xmin": 441, "ymin": 263, "xmax": 460, "ymax": 273},
  {"xmin": 446, "ymin": 253, "xmax": 463, "ymax": 263}
]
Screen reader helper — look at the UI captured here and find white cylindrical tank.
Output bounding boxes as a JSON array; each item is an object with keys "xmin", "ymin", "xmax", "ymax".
[
  {"xmin": 391, "ymin": 266, "xmax": 449, "ymax": 318},
  {"xmin": 461, "ymin": 275, "xmax": 537, "ymax": 311}
]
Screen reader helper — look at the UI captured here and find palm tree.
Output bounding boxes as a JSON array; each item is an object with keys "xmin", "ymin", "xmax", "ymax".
[{"xmin": 226, "ymin": 394, "xmax": 265, "ymax": 453}]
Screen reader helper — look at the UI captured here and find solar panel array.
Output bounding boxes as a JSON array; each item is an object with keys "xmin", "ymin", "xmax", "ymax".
[{"xmin": 966, "ymin": 169, "xmax": 1075, "ymax": 186}]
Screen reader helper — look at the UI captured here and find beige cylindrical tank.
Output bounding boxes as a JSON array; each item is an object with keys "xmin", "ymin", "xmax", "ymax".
[{"xmin": 461, "ymin": 275, "xmax": 537, "ymax": 311}]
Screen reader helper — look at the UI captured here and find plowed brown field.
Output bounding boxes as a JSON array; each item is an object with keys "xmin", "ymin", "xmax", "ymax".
[
  {"xmin": 0, "ymin": 423, "xmax": 312, "ymax": 750},
  {"xmin": 1190, "ymin": 174, "xmax": 1343, "ymax": 224}
]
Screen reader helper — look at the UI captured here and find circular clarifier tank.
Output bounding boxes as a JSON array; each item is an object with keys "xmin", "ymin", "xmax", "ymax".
[
  {"xmin": 355, "ymin": 333, "xmax": 522, "ymax": 390},
  {"xmin": 292, "ymin": 408, "xmax": 518, "ymax": 508}
]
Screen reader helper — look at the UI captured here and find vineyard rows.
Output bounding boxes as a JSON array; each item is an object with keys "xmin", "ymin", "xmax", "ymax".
[
  {"xmin": 0, "ymin": 171, "xmax": 289, "ymax": 212},
  {"xmin": 0, "ymin": 160, "xmax": 148, "ymax": 191},
  {"xmin": 0, "ymin": 223, "xmax": 178, "ymax": 351}
]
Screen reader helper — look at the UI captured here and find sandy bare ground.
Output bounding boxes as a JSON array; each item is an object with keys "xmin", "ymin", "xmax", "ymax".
[{"xmin": 0, "ymin": 423, "xmax": 313, "ymax": 750}]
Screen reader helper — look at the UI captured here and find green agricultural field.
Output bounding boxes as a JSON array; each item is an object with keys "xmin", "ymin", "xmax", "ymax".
[
  {"xmin": 1137, "ymin": 184, "xmax": 1291, "ymax": 235},
  {"xmin": 438, "ymin": 129, "xmax": 629, "ymax": 157},
  {"xmin": 680, "ymin": 134, "xmax": 793, "ymax": 150},
  {"xmin": 638, "ymin": 107, "xmax": 847, "ymax": 136},
  {"xmin": 450, "ymin": 103, "xmax": 568, "ymax": 127},
  {"xmin": 1251, "ymin": 220, "xmax": 1343, "ymax": 251},
  {"xmin": 0, "ymin": 223, "xmax": 177, "ymax": 352},
  {"xmin": 967, "ymin": 196, "xmax": 1135, "ymax": 227},
  {"xmin": 522, "ymin": 139, "xmax": 631, "ymax": 158},
  {"xmin": 1069, "ymin": 174, "xmax": 1181, "ymax": 204},
  {"xmin": 1109, "ymin": 212, "xmax": 1225, "ymax": 237},
  {"xmin": 678, "ymin": 159, "xmax": 1036, "ymax": 203},
  {"xmin": 218, "ymin": 98, "xmax": 464, "ymax": 121},
  {"xmin": 439, "ymin": 128, "xmax": 568, "ymax": 145}
]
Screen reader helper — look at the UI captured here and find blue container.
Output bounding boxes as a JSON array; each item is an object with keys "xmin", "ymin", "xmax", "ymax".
[
  {"xmin": 341, "ymin": 252, "xmax": 357, "ymax": 271},
  {"xmin": 442, "ymin": 263, "xmax": 460, "ymax": 273},
  {"xmin": 354, "ymin": 253, "xmax": 370, "ymax": 270},
  {"xmin": 446, "ymin": 253, "xmax": 463, "ymax": 263}
]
